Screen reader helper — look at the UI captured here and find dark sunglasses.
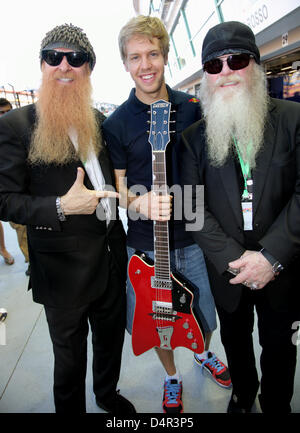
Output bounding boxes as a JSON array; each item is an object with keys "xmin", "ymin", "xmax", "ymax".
[
  {"xmin": 203, "ymin": 53, "xmax": 253, "ymax": 74},
  {"xmin": 41, "ymin": 50, "xmax": 89, "ymax": 67}
]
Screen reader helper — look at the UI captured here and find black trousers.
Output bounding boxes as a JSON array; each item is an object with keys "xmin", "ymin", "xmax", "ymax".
[
  {"xmin": 216, "ymin": 287, "xmax": 297, "ymax": 413},
  {"xmin": 44, "ymin": 259, "xmax": 126, "ymax": 413}
]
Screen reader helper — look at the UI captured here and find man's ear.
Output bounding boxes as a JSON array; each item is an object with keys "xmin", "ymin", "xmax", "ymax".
[
  {"xmin": 164, "ymin": 54, "xmax": 168, "ymax": 66},
  {"xmin": 123, "ymin": 61, "xmax": 129, "ymax": 72}
]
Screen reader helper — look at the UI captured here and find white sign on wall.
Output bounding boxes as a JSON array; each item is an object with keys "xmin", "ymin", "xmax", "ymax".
[{"xmin": 222, "ymin": 0, "xmax": 300, "ymax": 34}]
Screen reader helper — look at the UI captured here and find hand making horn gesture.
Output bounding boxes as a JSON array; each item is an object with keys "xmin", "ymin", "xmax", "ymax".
[{"xmin": 60, "ymin": 167, "xmax": 119, "ymax": 215}]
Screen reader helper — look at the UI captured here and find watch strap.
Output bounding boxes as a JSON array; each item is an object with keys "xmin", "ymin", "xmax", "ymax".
[
  {"xmin": 260, "ymin": 248, "xmax": 277, "ymax": 266},
  {"xmin": 260, "ymin": 248, "xmax": 284, "ymax": 273}
]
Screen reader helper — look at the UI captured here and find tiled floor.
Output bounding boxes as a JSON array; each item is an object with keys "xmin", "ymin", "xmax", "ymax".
[{"xmin": 0, "ymin": 218, "xmax": 299, "ymax": 414}]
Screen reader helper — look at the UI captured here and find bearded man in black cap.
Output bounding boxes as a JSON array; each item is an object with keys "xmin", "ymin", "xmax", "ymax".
[
  {"xmin": 181, "ymin": 21, "xmax": 300, "ymax": 413},
  {"xmin": 0, "ymin": 23, "xmax": 135, "ymax": 414}
]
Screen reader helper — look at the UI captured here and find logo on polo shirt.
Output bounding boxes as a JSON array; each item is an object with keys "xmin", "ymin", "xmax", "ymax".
[{"xmin": 188, "ymin": 97, "xmax": 200, "ymax": 103}]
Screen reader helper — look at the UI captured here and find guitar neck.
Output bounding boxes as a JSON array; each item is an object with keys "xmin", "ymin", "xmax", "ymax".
[{"xmin": 152, "ymin": 150, "xmax": 171, "ymax": 281}]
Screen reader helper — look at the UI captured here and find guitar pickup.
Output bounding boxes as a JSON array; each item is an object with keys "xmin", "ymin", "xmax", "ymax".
[
  {"xmin": 150, "ymin": 301, "xmax": 179, "ymax": 322},
  {"xmin": 151, "ymin": 277, "xmax": 172, "ymax": 289},
  {"xmin": 152, "ymin": 301, "xmax": 174, "ymax": 315}
]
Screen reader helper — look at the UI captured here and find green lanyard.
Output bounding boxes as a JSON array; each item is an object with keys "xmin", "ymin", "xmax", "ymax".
[{"xmin": 232, "ymin": 136, "xmax": 252, "ymax": 200}]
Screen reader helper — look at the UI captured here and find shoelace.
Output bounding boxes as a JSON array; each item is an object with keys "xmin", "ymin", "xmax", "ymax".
[
  {"xmin": 201, "ymin": 354, "xmax": 225, "ymax": 373},
  {"xmin": 164, "ymin": 380, "xmax": 181, "ymax": 404}
]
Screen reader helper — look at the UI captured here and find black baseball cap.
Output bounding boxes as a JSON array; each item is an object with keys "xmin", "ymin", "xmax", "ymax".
[{"xmin": 202, "ymin": 21, "xmax": 260, "ymax": 65}]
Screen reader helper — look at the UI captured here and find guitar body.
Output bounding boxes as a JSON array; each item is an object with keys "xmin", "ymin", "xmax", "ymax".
[{"xmin": 129, "ymin": 251, "xmax": 205, "ymax": 356}]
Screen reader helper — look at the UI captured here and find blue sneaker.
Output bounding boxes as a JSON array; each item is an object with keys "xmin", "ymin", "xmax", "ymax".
[
  {"xmin": 162, "ymin": 378, "xmax": 183, "ymax": 413},
  {"xmin": 194, "ymin": 351, "xmax": 231, "ymax": 388}
]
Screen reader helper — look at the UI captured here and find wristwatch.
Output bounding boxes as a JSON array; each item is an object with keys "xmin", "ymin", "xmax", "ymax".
[
  {"xmin": 271, "ymin": 261, "xmax": 284, "ymax": 274},
  {"xmin": 56, "ymin": 197, "xmax": 67, "ymax": 222},
  {"xmin": 260, "ymin": 248, "xmax": 284, "ymax": 274}
]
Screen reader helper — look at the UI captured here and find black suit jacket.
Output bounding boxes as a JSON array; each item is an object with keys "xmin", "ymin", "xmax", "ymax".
[
  {"xmin": 181, "ymin": 98, "xmax": 300, "ymax": 313},
  {"xmin": 0, "ymin": 104, "xmax": 127, "ymax": 308}
]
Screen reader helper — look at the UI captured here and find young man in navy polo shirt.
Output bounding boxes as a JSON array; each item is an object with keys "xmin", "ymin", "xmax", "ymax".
[{"xmin": 103, "ymin": 15, "xmax": 230, "ymax": 413}]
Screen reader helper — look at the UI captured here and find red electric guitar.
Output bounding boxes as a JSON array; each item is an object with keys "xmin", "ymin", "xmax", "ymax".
[{"xmin": 128, "ymin": 99, "xmax": 205, "ymax": 356}]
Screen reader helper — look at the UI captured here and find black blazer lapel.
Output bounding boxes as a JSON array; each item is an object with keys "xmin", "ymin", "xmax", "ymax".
[
  {"xmin": 252, "ymin": 102, "xmax": 276, "ymax": 217},
  {"xmin": 98, "ymin": 148, "xmax": 113, "ymax": 187}
]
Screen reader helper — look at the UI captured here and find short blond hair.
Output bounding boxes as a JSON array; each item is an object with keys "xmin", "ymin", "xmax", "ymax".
[{"xmin": 118, "ymin": 15, "xmax": 169, "ymax": 62}]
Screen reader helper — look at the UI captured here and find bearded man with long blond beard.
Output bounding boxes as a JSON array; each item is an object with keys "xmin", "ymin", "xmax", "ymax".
[
  {"xmin": 181, "ymin": 21, "xmax": 300, "ymax": 413},
  {"xmin": 0, "ymin": 24, "xmax": 135, "ymax": 414}
]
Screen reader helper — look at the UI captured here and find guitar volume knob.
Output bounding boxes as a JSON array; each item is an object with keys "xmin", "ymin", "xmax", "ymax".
[
  {"xmin": 179, "ymin": 293, "xmax": 186, "ymax": 304},
  {"xmin": 187, "ymin": 331, "xmax": 193, "ymax": 339},
  {"xmin": 191, "ymin": 342, "xmax": 198, "ymax": 349}
]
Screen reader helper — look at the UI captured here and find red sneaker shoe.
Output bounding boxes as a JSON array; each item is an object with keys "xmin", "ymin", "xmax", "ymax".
[
  {"xmin": 162, "ymin": 378, "xmax": 183, "ymax": 413},
  {"xmin": 194, "ymin": 351, "xmax": 231, "ymax": 388}
]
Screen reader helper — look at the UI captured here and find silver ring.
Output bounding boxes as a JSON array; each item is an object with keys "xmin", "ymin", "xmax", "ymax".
[{"xmin": 251, "ymin": 283, "xmax": 258, "ymax": 290}]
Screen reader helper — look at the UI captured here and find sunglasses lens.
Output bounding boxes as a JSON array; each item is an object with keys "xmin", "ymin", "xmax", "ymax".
[
  {"xmin": 204, "ymin": 58, "xmax": 223, "ymax": 74},
  {"xmin": 42, "ymin": 50, "xmax": 88, "ymax": 67},
  {"xmin": 66, "ymin": 52, "xmax": 88, "ymax": 67},
  {"xmin": 42, "ymin": 50, "xmax": 63, "ymax": 66},
  {"xmin": 227, "ymin": 53, "xmax": 251, "ymax": 70},
  {"xmin": 204, "ymin": 53, "xmax": 252, "ymax": 74}
]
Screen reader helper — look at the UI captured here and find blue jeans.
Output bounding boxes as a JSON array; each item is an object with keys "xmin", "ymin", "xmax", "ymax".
[{"xmin": 126, "ymin": 243, "xmax": 217, "ymax": 334}]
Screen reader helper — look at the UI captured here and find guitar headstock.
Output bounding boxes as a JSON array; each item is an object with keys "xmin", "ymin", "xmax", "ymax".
[{"xmin": 148, "ymin": 99, "xmax": 171, "ymax": 152}]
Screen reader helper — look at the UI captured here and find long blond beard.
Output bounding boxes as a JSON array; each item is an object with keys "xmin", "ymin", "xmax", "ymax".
[
  {"xmin": 199, "ymin": 64, "xmax": 268, "ymax": 168},
  {"xmin": 29, "ymin": 70, "xmax": 101, "ymax": 165}
]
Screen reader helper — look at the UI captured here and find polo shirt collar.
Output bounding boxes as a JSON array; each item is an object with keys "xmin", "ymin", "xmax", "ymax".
[{"xmin": 127, "ymin": 84, "xmax": 179, "ymax": 114}]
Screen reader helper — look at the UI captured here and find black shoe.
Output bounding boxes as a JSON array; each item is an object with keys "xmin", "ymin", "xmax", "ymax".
[
  {"xmin": 227, "ymin": 394, "xmax": 250, "ymax": 413},
  {"xmin": 96, "ymin": 391, "xmax": 136, "ymax": 414}
]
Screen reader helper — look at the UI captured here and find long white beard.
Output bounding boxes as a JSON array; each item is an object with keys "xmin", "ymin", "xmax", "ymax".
[{"xmin": 199, "ymin": 64, "xmax": 268, "ymax": 168}]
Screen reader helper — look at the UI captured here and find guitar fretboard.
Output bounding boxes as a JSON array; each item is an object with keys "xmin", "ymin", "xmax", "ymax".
[{"xmin": 152, "ymin": 150, "xmax": 171, "ymax": 281}]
